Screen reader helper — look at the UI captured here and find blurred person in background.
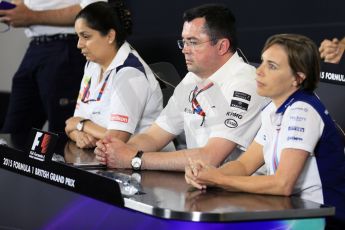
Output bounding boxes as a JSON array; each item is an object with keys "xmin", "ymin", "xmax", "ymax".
[{"xmin": 0, "ymin": 0, "xmax": 105, "ymax": 134}]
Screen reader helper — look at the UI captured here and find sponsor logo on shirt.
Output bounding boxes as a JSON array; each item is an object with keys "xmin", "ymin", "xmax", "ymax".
[
  {"xmin": 184, "ymin": 107, "xmax": 193, "ymax": 114},
  {"xmin": 287, "ymin": 136, "xmax": 303, "ymax": 141},
  {"xmin": 230, "ymin": 100, "xmax": 249, "ymax": 111},
  {"xmin": 289, "ymin": 115, "xmax": 306, "ymax": 122},
  {"xmin": 226, "ymin": 111, "xmax": 243, "ymax": 119},
  {"xmin": 224, "ymin": 118, "xmax": 238, "ymax": 128},
  {"xmin": 111, "ymin": 114, "xmax": 129, "ymax": 123},
  {"xmin": 290, "ymin": 107, "xmax": 308, "ymax": 112},
  {"xmin": 288, "ymin": 126, "xmax": 305, "ymax": 132},
  {"xmin": 233, "ymin": 91, "xmax": 251, "ymax": 101}
]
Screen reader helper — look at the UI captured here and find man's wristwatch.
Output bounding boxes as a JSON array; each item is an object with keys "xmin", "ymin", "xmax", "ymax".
[
  {"xmin": 76, "ymin": 119, "xmax": 90, "ymax": 131},
  {"xmin": 131, "ymin": 150, "xmax": 144, "ymax": 171}
]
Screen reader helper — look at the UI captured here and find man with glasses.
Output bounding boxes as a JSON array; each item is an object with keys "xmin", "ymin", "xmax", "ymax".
[{"xmin": 95, "ymin": 4, "xmax": 268, "ymax": 171}]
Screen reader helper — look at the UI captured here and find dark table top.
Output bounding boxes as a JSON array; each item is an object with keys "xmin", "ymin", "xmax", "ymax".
[
  {"xmin": 0, "ymin": 133, "xmax": 334, "ymax": 222},
  {"xmin": 59, "ymin": 137, "xmax": 334, "ymax": 222}
]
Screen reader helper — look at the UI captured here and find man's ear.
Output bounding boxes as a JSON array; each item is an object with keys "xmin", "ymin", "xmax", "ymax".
[{"xmin": 218, "ymin": 38, "xmax": 230, "ymax": 55}]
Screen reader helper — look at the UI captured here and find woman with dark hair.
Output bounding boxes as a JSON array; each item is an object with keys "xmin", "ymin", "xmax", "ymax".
[
  {"xmin": 185, "ymin": 34, "xmax": 345, "ymax": 228},
  {"xmin": 65, "ymin": 2, "xmax": 163, "ymax": 149}
]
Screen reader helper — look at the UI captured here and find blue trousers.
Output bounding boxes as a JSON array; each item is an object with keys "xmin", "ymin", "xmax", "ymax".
[{"xmin": 1, "ymin": 37, "xmax": 85, "ymax": 134}]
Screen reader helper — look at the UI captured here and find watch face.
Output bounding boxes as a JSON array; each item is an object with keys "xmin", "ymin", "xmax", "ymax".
[
  {"xmin": 131, "ymin": 157, "xmax": 142, "ymax": 170},
  {"xmin": 76, "ymin": 122, "xmax": 83, "ymax": 131}
]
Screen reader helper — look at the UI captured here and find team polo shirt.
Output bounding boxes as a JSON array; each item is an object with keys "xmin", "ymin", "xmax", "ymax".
[
  {"xmin": 255, "ymin": 90, "xmax": 345, "ymax": 221},
  {"xmin": 156, "ymin": 52, "xmax": 269, "ymax": 160},
  {"xmin": 74, "ymin": 42, "xmax": 163, "ymax": 134}
]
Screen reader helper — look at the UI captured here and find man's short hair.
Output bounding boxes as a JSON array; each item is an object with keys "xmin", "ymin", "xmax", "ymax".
[{"xmin": 183, "ymin": 4, "xmax": 238, "ymax": 52}]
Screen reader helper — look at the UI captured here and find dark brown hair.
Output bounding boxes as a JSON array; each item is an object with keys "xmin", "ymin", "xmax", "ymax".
[{"xmin": 262, "ymin": 34, "xmax": 320, "ymax": 91}]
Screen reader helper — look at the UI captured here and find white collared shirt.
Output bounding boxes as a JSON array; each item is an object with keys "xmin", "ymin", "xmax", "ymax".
[
  {"xmin": 156, "ymin": 52, "xmax": 269, "ymax": 160},
  {"xmin": 255, "ymin": 101, "xmax": 324, "ymax": 203},
  {"xmin": 24, "ymin": 0, "xmax": 106, "ymax": 37},
  {"xmin": 74, "ymin": 42, "xmax": 163, "ymax": 134}
]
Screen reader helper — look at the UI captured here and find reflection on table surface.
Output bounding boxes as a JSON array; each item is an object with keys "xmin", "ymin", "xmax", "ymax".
[
  {"xmin": 63, "ymin": 141, "xmax": 97, "ymax": 164},
  {"xmin": 184, "ymin": 189, "xmax": 293, "ymax": 212},
  {"xmin": 59, "ymin": 141, "xmax": 330, "ymax": 222}
]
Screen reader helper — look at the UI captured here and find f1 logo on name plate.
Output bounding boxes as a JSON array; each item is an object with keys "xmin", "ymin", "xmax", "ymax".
[{"xmin": 27, "ymin": 128, "xmax": 58, "ymax": 162}]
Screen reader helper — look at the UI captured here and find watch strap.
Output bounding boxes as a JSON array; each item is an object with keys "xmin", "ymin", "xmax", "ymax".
[
  {"xmin": 77, "ymin": 118, "xmax": 90, "ymax": 131},
  {"xmin": 135, "ymin": 150, "xmax": 144, "ymax": 159}
]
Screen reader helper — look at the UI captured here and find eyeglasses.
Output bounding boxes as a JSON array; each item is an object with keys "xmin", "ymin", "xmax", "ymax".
[{"xmin": 177, "ymin": 39, "xmax": 216, "ymax": 50}]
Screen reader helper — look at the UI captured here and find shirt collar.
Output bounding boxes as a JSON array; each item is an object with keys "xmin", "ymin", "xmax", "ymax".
[
  {"xmin": 276, "ymin": 89, "xmax": 312, "ymax": 114},
  {"xmin": 104, "ymin": 41, "xmax": 132, "ymax": 74},
  {"xmin": 188, "ymin": 51, "xmax": 245, "ymax": 86},
  {"xmin": 208, "ymin": 51, "xmax": 244, "ymax": 84}
]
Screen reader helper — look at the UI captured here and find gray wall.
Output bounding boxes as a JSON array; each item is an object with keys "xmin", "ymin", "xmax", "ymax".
[{"xmin": 0, "ymin": 28, "xmax": 29, "ymax": 92}]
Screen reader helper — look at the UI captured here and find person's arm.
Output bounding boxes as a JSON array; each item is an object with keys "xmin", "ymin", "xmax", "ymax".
[
  {"xmin": 65, "ymin": 117, "xmax": 98, "ymax": 148},
  {"xmin": 186, "ymin": 141, "xmax": 309, "ymax": 196},
  {"xmin": 140, "ymin": 136, "xmax": 237, "ymax": 171},
  {"xmin": 215, "ymin": 148, "xmax": 308, "ymax": 195},
  {"xmin": 185, "ymin": 141, "xmax": 264, "ymax": 189},
  {"xmin": 68, "ymin": 130, "xmax": 97, "ymax": 149},
  {"xmin": 126, "ymin": 123, "xmax": 175, "ymax": 152},
  {"xmin": 95, "ymin": 123, "xmax": 176, "ymax": 167},
  {"xmin": 217, "ymin": 141, "xmax": 265, "ymax": 176},
  {"xmin": 67, "ymin": 65, "xmax": 149, "ymax": 147},
  {"xmin": 82, "ymin": 120, "xmax": 130, "ymax": 142},
  {"xmin": 95, "ymin": 123, "xmax": 238, "ymax": 171},
  {"xmin": 0, "ymin": 1, "xmax": 81, "ymax": 27},
  {"xmin": 104, "ymin": 67, "xmax": 153, "ymax": 143},
  {"xmin": 66, "ymin": 116, "xmax": 131, "ymax": 148}
]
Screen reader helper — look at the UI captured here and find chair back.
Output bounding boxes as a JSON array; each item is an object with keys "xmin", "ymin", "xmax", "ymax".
[{"xmin": 149, "ymin": 62, "xmax": 181, "ymax": 106}]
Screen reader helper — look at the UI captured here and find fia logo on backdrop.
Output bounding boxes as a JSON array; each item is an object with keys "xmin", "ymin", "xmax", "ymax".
[{"xmin": 28, "ymin": 129, "xmax": 58, "ymax": 162}]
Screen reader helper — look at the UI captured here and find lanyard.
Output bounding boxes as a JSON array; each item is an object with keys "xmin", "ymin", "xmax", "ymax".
[
  {"xmin": 272, "ymin": 127, "xmax": 281, "ymax": 173},
  {"xmin": 190, "ymin": 82, "xmax": 214, "ymax": 126},
  {"xmin": 271, "ymin": 113, "xmax": 283, "ymax": 173},
  {"xmin": 81, "ymin": 69, "xmax": 114, "ymax": 103}
]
